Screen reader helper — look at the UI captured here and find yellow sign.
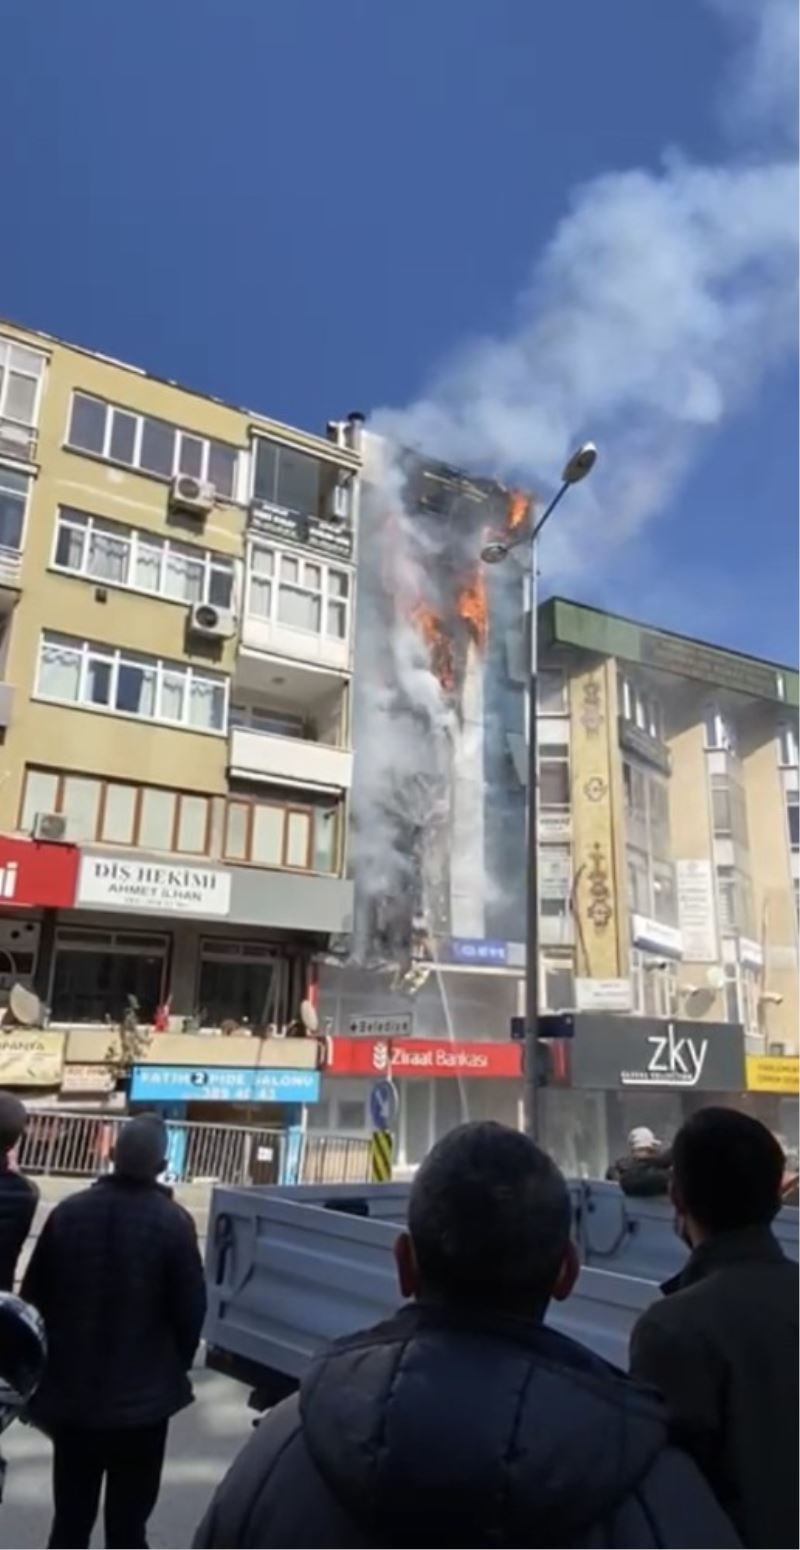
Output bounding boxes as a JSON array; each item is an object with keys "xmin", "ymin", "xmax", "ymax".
[
  {"xmin": 746, "ymin": 1056, "xmax": 799, "ymax": 1095},
  {"xmin": 0, "ymin": 1031, "xmax": 65, "ymax": 1087},
  {"xmin": 370, "ymin": 1129, "xmax": 393, "ymax": 1183}
]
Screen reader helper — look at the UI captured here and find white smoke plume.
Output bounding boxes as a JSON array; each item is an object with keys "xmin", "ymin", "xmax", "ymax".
[
  {"xmin": 350, "ymin": 0, "xmax": 797, "ymax": 957},
  {"xmin": 373, "ymin": 0, "xmax": 797, "ymax": 581}
]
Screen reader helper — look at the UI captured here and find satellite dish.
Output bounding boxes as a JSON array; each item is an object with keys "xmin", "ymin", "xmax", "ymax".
[
  {"xmin": 8, "ymin": 985, "xmax": 42, "ymax": 1027},
  {"xmin": 706, "ymin": 966, "xmax": 726, "ymax": 992},
  {"xmin": 299, "ymin": 999, "xmax": 319, "ymax": 1034}
]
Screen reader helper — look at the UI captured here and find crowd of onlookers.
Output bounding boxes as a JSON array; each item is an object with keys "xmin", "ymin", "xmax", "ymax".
[
  {"xmin": 607, "ymin": 1120, "xmax": 800, "ymax": 1205},
  {"xmin": 0, "ymin": 1092, "xmax": 796, "ymax": 1549}
]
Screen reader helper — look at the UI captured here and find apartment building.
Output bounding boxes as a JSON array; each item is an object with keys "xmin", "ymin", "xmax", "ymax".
[
  {"xmin": 534, "ymin": 597, "xmax": 799, "ymax": 1171},
  {"xmin": 0, "ymin": 320, "xmax": 361, "ymax": 1121}
]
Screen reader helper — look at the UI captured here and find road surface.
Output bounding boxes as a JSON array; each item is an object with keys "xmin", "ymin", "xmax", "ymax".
[{"xmin": 1, "ymin": 1366, "xmax": 252, "ymax": 1548}]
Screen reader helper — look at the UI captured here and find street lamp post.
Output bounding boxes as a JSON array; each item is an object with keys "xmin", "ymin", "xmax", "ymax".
[{"xmin": 482, "ymin": 443, "xmax": 597, "ymax": 1138}]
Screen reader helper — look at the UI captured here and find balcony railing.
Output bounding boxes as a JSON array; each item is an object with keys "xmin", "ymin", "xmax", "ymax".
[
  {"xmin": 229, "ymin": 725, "xmax": 353, "ymax": 791},
  {"xmin": 0, "ymin": 546, "xmax": 22, "ymax": 590},
  {"xmin": 0, "ymin": 418, "xmax": 37, "ymax": 464}
]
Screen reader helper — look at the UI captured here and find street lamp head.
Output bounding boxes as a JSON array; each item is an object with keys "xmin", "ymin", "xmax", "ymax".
[
  {"xmin": 561, "ymin": 441, "xmax": 598, "ymax": 485},
  {"xmin": 480, "ymin": 539, "xmax": 510, "ymax": 565}
]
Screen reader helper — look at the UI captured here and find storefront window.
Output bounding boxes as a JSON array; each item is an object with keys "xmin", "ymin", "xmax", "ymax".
[
  {"xmin": 197, "ymin": 949, "xmax": 274, "ymax": 1027},
  {"xmin": 50, "ymin": 929, "xmax": 167, "ymax": 1023}
]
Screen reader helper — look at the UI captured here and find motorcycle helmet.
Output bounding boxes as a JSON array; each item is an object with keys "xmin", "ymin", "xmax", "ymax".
[{"xmin": 0, "ymin": 1294, "xmax": 46, "ymax": 1409}]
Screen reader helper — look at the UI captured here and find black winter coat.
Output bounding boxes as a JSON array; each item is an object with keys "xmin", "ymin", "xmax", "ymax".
[
  {"xmin": 22, "ymin": 1174, "xmax": 207, "ymax": 1429},
  {"xmin": 606, "ymin": 1150, "xmax": 671, "ymax": 1197},
  {"xmin": 630, "ymin": 1225, "xmax": 799, "ymax": 1550},
  {"xmin": 194, "ymin": 1302, "xmax": 738, "ymax": 1549},
  {"xmin": 0, "ymin": 1165, "xmax": 38, "ymax": 1290}
]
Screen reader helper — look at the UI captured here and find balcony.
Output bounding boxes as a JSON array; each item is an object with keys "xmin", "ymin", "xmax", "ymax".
[
  {"xmin": 229, "ymin": 725, "xmax": 353, "ymax": 792},
  {"xmin": 0, "ymin": 418, "xmax": 37, "ymax": 464},
  {"xmin": 0, "ymin": 547, "xmax": 22, "ymax": 593}
]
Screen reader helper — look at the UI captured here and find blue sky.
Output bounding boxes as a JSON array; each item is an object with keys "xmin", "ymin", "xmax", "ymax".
[{"xmin": 2, "ymin": 0, "xmax": 796, "ymax": 664}]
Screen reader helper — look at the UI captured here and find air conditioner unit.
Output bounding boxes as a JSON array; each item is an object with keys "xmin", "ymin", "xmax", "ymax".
[
  {"xmin": 187, "ymin": 602, "xmax": 235, "ymax": 640},
  {"xmin": 325, "ymin": 482, "xmax": 350, "ymax": 523},
  {"xmin": 169, "ymin": 475, "xmax": 216, "ymax": 517},
  {"xmin": 33, "ymin": 812, "xmax": 68, "ymax": 842}
]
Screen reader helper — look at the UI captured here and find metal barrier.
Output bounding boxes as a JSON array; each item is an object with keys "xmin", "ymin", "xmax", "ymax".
[{"xmin": 16, "ymin": 1110, "xmax": 372, "ymax": 1189}]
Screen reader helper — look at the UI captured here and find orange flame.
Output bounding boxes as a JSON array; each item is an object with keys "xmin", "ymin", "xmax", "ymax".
[
  {"xmin": 506, "ymin": 489, "xmax": 531, "ymax": 531},
  {"xmin": 411, "ymin": 604, "xmax": 455, "ymax": 691},
  {"xmin": 456, "ymin": 566, "xmax": 488, "ymax": 651}
]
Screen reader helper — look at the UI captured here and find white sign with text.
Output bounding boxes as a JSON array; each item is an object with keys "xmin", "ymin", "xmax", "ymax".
[
  {"xmin": 676, "ymin": 859, "xmax": 717, "ymax": 962},
  {"xmin": 78, "ymin": 855, "xmax": 231, "ymax": 917}
]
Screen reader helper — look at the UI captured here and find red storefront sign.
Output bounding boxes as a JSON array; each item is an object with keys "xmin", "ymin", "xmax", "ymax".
[
  {"xmin": 0, "ymin": 836, "xmax": 79, "ymax": 909},
  {"xmin": 329, "ymin": 1036, "xmax": 523, "ymax": 1080}
]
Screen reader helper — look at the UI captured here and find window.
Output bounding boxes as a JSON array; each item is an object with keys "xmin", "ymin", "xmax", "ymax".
[
  {"xmin": 35, "ymin": 632, "xmax": 228, "ymax": 733},
  {"xmin": 704, "ymin": 706, "xmax": 737, "ymax": 752},
  {"xmin": 539, "ymin": 844, "xmax": 571, "ymax": 917},
  {"xmin": 229, "ymin": 703, "xmax": 306, "ymax": 739},
  {"xmin": 20, "ymin": 767, "xmax": 210, "ymax": 854},
  {"xmin": 778, "ymin": 723, "xmax": 799, "ymax": 767},
  {"xmin": 724, "ymin": 961, "xmax": 759, "ymax": 1033},
  {"xmin": 0, "ymin": 466, "xmax": 30, "ymax": 553},
  {"xmin": 537, "ymin": 669, "xmax": 566, "ymax": 714},
  {"xmin": 223, "ymin": 794, "xmax": 340, "ymax": 873},
  {"xmin": 716, "ymin": 865, "xmax": 755, "ymax": 937},
  {"xmin": 787, "ymin": 793, "xmax": 799, "ymax": 853},
  {"xmin": 67, "ymin": 393, "xmax": 239, "ymax": 498},
  {"xmin": 50, "ymin": 928, "xmax": 167, "ymax": 1024},
  {"xmin": 627, "ymin": 848, "xmax": 650, "ymax": 914},
  {"xmin": 631, "ymin": 950, "xmax": 678, "ymax": 1018},
  {"xmin": 623, "ymin": 761, "xmax": 647, "ymax": 819},
  {"xmin": 542, "ymin": 954, "xmax": 574, "ymax": 1011},
  {"xmin": 0, "ymin": 338, "xmax": 45, "ymax": 441},
  {"xmin": 539, "ymin": 744, "xmax": 570, "ymax": 808},
  {"xmin": 711, "ymin": 773, "xmax": 749, "ymax": 847},
  {"xmin": 652, "ymin": 860, "xmax": 677, "ymax": 925},
  {"xmin": 619, "ymin": 673, "xmax": 663, "ymax": 739},
  {"xmin": 253, "ymin": 439, "xmax": 322, "ymax": 515},
  {"xmin": 247, "ymin": 544, "xmax": 351, "ymax": 644},
  {"xmin": 53, "ymin": 508, "xmax": 234, "ymax": 608}
]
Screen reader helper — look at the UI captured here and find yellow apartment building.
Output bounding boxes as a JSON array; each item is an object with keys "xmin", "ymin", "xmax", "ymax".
[{"xmin": 0, "ymin": 319, "xmax": 362, "ymax": 1126}]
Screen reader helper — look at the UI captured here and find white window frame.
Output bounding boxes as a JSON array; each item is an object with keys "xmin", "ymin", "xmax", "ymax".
[
  {"xmin": 65, "ymin": 392, "xmax": 240, "ymax": 499},
  {"xmin": 778, "ymin": 723, "xmax": 799, "ymax": 768},
  {"xmin": 540, "ymin": 951, "xmax": 574, "ymax": 1011},
  {"xmin": 631, "ymin": 950, "xmax": 678, "ymax": 1018},
  {"xmin": 0, "ymin": 463, "xmax": 33, "ymax": 556},
  {"xmin": 245, "ymin": 541, "xmax": 351, "ymax": 644},
  {"xmin": 0, "ymin": 337, "xmax": 47, "ymax": 432},
  {"xmin": 35, "ymin": 632, "xmax": 229, "ymax": 736},
  {"xmin": 51, "ymin": 507, "xmax": 235, "ymax": 609},
  {"xmin": 787, "ymin": 791, "xmax": 800, "ymax": 855},
  {"xmin": 704, "ymin": 705, "xmax": 737, "ymax": 752},
  {"xmin": 723, "ymin": 960, "xmax": 759, "ymax": 1034}
]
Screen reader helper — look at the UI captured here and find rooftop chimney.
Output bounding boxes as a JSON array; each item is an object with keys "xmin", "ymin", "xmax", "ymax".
[{"xmin": 346, "ymin": 412, "xmax": 365, "ymax": 454}]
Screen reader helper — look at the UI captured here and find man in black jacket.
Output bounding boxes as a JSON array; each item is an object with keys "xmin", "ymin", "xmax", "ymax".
[
  {"xmin": 0, "ymin": 1092, "xmax": 38, "ymax": 1290},
  {"xmin": 23, "ymin": 1114, "xmax": 207, "ymax": 1549},
  {"xmin": 195, "ymin": 1121, "xmax": 736, "ymax": 1549},
  {"xmin": 606, "ymin": 1125, "xmax": 671, "ymax": 1197},
  {"xmin": 630, "ymin": 1107, "xmax": 798, "ymax": 1550}
]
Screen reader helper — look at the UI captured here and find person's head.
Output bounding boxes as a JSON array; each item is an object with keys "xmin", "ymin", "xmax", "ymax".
[
  {"xmin": 671, "ymin": 1106, "xmax": 785, "ymax": 1248},
  {"xmin": 0, "ymin": 1094, "xmax": 28, "ymax": 1158},
  {"xmin": 395, "ymin": 1121, "xmax": 578, "ymax": 1318},
  {"xmin": 627, "ymin": 1125, "xmax": 660, "ymax": 1157},
  {"xmin": 113, "ymin": 1114, "xmax": 167, "ymax": 1182}
]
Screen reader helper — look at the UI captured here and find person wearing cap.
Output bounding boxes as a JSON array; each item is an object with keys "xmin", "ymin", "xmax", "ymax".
[
  {"xmin": 22, "ymin": 1114, "xmax": 206, "ymax": 1549},
  {"xmin": 606, "ymin": 1125, "xmax": 672, "ymax": 1197},
  {"xmin": 0, "ymin": 1092, "xmax": 38, "ymax": 1291}
]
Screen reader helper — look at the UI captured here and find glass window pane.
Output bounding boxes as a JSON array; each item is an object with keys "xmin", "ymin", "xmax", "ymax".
[
  {"xmin": 326, "ymin": 600, "xmax": 347, "ymax": 639},
  {"xmin": 0, "ymin": 485, "xmax": 25, "ymax": 550},
  {"xmin": 251, "ymin": 546, "xmax": 273, "ymax": 576},
  {"xmin": 101, "ymin": 783, "xmax": 137, "ymax": 844},
  {"xmin": 276, "ymin": 446, "xmax": 320, "ymax": 514},
  {"xmin": 140, "ymin": 417, "xmax": 175, "ymax": 476},
  {"xmin": 538, "ymin": 669, "xmax": 566, "ymax": 714},
  {"xmin": 85, "ymin": 654, "xmax": 112, "ymax": 706},
  {"xmin": 277, "ymin": 586, "xmax": 321, "ymax": 632},
  {"xmin": 304, "ymin": 563, "xmax": 321, "ymax": 591},
  {"xmin": 280, "ymin": 555, "xmax": 299, "ymax": 584},
  {"xmin": 179, "ymin": 435, "xmax": 204, "ymax": 477},
  {"xmin": 225, "ymin": 803, "xmax": 249, "ymax": 860},
  {"xmin": 9, "ymin": 345, "xmax": 43, "ymax": 377},
  {"xmin": 208, "ymin": 564, "xmax": 233, "ymax": 607},
  {"xmin": 88, "ymin": 524, "xmax": 129, "ymax": 583},
  {"xmin": 253, "ymin": 441, "xmax": 278, "ymax": 503},
  {"xmin": 164, "ymin": 543, "xmax": 204, "ymax": 602},
  {"xmin": 62, "ymin": 777, "xmax": 101, "ymax": 842},
  {"xmin": 139, "ymin": 788, "xmax": 176, "ymax": 850},
  {"xmin": 252, "ymin": 805, "xmax": 283, "ymax": 864},
  {"xmin": 188, "ymin": 677, "xmax": 225, "ymax": 731},
  {"xmin": 134, "ymin": 538, "xmax": 163, "ymax": 592},
  {"xmin": 116, "ymin": 660, "xmax": 156, "ymax": 717},
  {"xmin": 109, "ymin": 410, "xmax": 137, "ymax": 464},
  {"xmin": 789, "ymin": 799, "xmax": 800, "ymax": 850},
  {"xmin": 160, "ymin": 670, "xmax": 186, "ymax": 723},
  {"xmin": 327, "ymin": 569, "xmax": 348, "ymax": 598},
  {"xmin": 69, "ymin": 395, "xmax": 106, "ymax": 454},
  {"xmin": 38, "ymin": 638, "xmax": 82, "ymax": 701},
  {"xmin": 313, "ymin": 807, "xmax": 337, "ymax": 871},
  {"xmin": 540, "ymin": 759, "xmax": 569, "ymax": 806},
  {"xmin": 177, "ymin": 795, "xmax": 208, "ymax": 853},
  {"xmin": 55, "ymin": 515, "xmax": 86, "ymax": 570},
  {"xmin": 286, "ymin": 811, "xmax": 310, "ymax": 867},
  {"xmin": 208, "ymin": 442, "xmax": 237, "ymax": 498},
  {"xmin": 21, "ymin": 770, "xmax": 59, "ymax": 829},
  {"xmin": 5, "ymin": 373, "xmax": 37, "ymax": 423},
  {"xmin": 249, "ymin": 577, "xmax": 271, "ymax": 618}
]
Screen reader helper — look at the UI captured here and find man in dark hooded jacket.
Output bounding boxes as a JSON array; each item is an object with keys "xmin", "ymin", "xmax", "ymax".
[
  {"xmin": 0, "ymin": 1092, "xmax": 38, "ymax": 1290},
  {"xmin": 194, "ymin": 1121, "xmax": 736, "ymax": 1549}
]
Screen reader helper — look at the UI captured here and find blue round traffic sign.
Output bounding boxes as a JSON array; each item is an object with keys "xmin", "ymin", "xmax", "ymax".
[{"xmin": 369, "ymin": 1078, "xmax": 398, "ymax": 1132}]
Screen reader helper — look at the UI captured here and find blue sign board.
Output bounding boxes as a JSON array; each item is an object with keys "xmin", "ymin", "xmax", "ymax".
[
  {"xmin": 369, "ymin": 1079, "xmax": 398, "ymax": 1132},
  {"xmin": 130, "ymin": 1065, "xmax": 321, "ymax": 1105},
  {"xmin": 445, "ymin": 937, "xmax": 508, "ymax": 967}
]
